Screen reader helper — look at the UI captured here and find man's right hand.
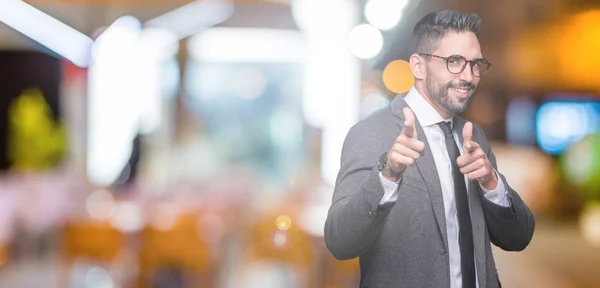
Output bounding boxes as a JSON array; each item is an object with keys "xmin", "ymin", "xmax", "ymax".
[{"xmin": 384, "ymin": 107, "xmax": 426, "ymax": 180}]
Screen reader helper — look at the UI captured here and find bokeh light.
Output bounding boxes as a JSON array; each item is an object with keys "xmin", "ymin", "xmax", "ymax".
[
  {"xmin": 149, "ymin": 202, "xmax": 180, "ymax": 231},
  {"xmin": 382, "ymin": 59, "xmax": 414, "ymax": 93},
  {"xmin": 231, "ymin": 67, "xmax": 267, "ymax": 100},
  {"xmin": 536, "ymin": 101, "xmax": 600, "ymax": 155},
  {"xmin": 109, "ymin": 201, "xmax": 144, "ymax": 233},
  {"xmin": 347, "ymin": 24, "xmax": 383, "ymax": 59},
  {"xmin": 85, "ymin": 189, "xmax": 116, "ymax": 220},
  {"xmin": 506, "ymin": 99, "xmax": 538, "ymax": 145},
  {"xmin": 271, "ymin": 230, "xmax": 290, "ymax": 248},
  {"xmin": 275, "ymin": 215, "xmax": 292, "ymax": 231},
  {"xmin": 360, "ymin": 86, "xmax": 390, "ymax": 120},
  {"xmin": 561, "ymin": 134, "xmax": 600, "ymax": 197},
  {"xmin": 507, "ymin": 10, "xmax": 600, "ymax": 92},
  {"xmin": 84, "ymin": 266, "xmax": 115, "ymax": 288},
  {"xmin": 364, "ymin": 0, "xmax": 407, "ymax": 30},
  {"xmin": 580, "ymin": 202, "xmax": 600, "ymax": 248}
]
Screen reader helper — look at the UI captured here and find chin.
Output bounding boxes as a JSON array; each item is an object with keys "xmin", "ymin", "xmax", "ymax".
[
  {"xmin": 454, "ymin": 106, "xmax": 468, "ymax": 113},
  {"xmin": 448, "ymin": 100, "xmax": 469, "ymax": 113}
]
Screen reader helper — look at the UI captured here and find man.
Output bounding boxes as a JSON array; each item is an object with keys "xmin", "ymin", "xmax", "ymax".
[{"xmin": 324, "ymin": 10, "xmax": 535, "ymax": 288}]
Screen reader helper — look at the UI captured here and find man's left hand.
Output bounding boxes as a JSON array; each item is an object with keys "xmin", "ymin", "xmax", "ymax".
[{"xmin": 457, "ymin": 122, "xmax": 498, "ymax": 189}]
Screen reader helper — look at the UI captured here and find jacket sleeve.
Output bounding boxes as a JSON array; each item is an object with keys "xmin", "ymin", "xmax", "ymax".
[
  {"xmin": 324, "ymin": 121, "xmax": 398, "ymax": 260},
  {"xmin": 476, "ymin": 125, "xmax": 536, "ymax": 251}
]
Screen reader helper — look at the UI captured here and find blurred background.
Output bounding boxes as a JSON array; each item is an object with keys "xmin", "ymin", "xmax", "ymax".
[{"xmin": 0, "ymin": 0, "xmax": 599, "ymax": 287}]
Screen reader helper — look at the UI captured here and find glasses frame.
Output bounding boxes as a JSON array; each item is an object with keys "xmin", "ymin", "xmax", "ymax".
[{"xmin": 418, "ymin": 53, "xmax": 491, "ymax": 77}]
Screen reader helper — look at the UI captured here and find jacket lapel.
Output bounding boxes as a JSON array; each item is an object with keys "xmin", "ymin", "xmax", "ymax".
[{"xmin": 390, "ymin": 95, "xmax": 449, "ymax": 253}]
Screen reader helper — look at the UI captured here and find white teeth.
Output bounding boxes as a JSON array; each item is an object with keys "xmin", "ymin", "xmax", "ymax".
[{"xmin": 452, "ymin": 87, "xmax": 468, "ymax": 93}]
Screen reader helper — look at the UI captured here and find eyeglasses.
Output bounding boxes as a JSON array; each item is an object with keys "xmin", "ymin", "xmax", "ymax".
[{"xmin": 418, "ymin": 53, "xmax": 491, "ymax": 77}]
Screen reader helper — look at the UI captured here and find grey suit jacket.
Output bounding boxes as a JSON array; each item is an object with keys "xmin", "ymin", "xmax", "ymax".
[{"xmin": 324, "ymin": 94, "xmax": 535, "ymax": 288}]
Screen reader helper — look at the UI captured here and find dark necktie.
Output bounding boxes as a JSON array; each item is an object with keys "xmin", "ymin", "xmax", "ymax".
[{"xmin": 439, "ymin": 121, "xmax": 476, "ymax": 288}]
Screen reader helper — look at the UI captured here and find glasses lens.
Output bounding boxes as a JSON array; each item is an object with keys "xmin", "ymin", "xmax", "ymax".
[
  {"xmin": 472, "ymin": 59, "xmax": 490, "ymax": 76},
  {"xmin": 446, "ymin": 55, "xmax": 467, "ymax": 74}
]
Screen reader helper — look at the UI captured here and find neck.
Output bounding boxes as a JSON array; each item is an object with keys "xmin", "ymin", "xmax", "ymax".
[{"xmin": 414, "ymin": 81, "xmax": 453, "ymax": 119}]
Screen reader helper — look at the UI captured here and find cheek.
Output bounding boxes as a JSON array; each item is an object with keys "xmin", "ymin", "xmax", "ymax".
[
  {"xmin": 441, "ymin": 75, "xmax": 458, "ymax": 88},
  {"xmin": 428, "ymin": 71, "xmax": 450, "ymax": 87}
]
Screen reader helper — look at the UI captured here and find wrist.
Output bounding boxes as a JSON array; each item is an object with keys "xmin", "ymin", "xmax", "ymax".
[
  {"xmin": 382, "ymin": 166, "xmax": 402, "ymax": 182},
  {"xmin": 480, "ymin": 171, "xmax": 498, "ymax": 190},
  {"xmin": 377, "ymin": 151, "xmax": 403, "ymax": 182}
]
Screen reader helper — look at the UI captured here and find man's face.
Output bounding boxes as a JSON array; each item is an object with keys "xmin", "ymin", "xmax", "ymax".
[{"xmin": 423, "ymin": 31, "xmax": 482, "ymax": 114}]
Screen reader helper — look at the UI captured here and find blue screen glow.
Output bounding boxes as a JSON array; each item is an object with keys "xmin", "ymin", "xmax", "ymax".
[{"xmin": 536, "ymin": 101, "xmax": 600, "ymax": 155}]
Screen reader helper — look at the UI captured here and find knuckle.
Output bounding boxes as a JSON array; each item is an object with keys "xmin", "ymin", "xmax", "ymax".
[
  {"xmin": 388, "ymin": 151, "xmax": 396, "ymax": 160},
  {"xmin": 414, "ymin": 151, "xmax": 422, "ymax": 160},
  {"xmin": 391, "ymin": 147, "xmax": 403, "ymax": 157},
  {"xmin": 418, "ymin": 142, "xmax": 426, "ymax": 152}
]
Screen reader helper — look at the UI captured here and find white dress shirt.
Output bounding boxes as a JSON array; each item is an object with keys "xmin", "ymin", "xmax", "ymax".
[{"xmin": 378, "ymin": 87, "xmax": 510, "ymax": 288}]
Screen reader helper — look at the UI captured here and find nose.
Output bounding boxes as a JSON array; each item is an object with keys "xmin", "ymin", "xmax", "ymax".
[{"xmin": 459, "ymin": 62, "xmax": 474, "ymax": 83}]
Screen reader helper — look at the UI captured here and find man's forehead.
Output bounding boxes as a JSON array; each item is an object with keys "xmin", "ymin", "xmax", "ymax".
[{"xmin": 435, "ymin": 31, "xmax": 482, "ymax": 58}]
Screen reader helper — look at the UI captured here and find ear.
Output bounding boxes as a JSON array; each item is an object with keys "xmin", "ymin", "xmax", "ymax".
[{"xmin": 409, "ymin": 53, "xmax": 426, "ymax": 80}]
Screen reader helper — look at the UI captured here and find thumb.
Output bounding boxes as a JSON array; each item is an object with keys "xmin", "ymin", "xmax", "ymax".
[
  {"xmin": 402, "ymin": 107, "xmax": 416, "ymax": 138},
  {"xmin": 463, "ymin": 121, "xmax": 473, "ymax": 151}
]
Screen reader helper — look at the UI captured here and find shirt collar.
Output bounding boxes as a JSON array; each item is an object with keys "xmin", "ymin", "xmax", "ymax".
[{"xmin": 403, "ymin": 86, "xmax": 453, "ymax": 128}]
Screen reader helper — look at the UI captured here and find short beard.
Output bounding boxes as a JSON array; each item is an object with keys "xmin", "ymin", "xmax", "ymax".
[{"xmin": 425, "ymin": 70, "xmax": 476, "ymax": 114}]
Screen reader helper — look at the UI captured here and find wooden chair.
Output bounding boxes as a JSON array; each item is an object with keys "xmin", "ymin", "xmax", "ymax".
[
  {"xmin": 137, "ymin": 212, "xmax": 215, "ymax": 288},
  {"xmin": 237, "ymin": 209, "xmax": 318, "ymax": 288},
  {"xmin": 60, "ymin": 220, "xmax": 126, "ymax": 287}
]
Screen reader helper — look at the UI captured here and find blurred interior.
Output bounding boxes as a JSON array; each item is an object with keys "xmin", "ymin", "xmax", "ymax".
[{"xmin": 1, "ymin": 0, "xmax": 600, "ymax": 287}]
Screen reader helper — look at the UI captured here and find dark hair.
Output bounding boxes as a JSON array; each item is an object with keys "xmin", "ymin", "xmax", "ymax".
[{"xmin": 412, "ymin": 10, "xmax": 481, "ymax": 54}]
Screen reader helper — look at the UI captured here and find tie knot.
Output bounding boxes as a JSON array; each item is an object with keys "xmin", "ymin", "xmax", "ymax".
[{"xmin": 438, "ymin": 121, "xmax": 453, "ymax": 136}]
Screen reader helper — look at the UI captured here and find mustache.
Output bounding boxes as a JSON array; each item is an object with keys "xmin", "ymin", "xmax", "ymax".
[{"xmin": 447, "ymin": 81, "xmax": 476, "ymax": 90}]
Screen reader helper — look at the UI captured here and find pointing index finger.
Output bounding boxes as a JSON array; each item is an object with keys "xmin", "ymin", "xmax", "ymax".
[
  {"xmin": 402, "ymin": 107, "xmax": 416, "ymax": 138},
  {"xmin": 463, "ymin": 121, "xmax": 474, "ymax": 151}
]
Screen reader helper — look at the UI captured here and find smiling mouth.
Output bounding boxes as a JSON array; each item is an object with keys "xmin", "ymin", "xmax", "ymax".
[{"xmin": 450, "ymin": 87, "xmax": 471, "ymax": 94}]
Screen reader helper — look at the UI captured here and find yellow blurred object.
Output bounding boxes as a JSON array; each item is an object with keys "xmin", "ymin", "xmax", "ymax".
[
  {"xmin": 323, "ymin": 254, "xmax": 360, "ymax": 288},
  {"xmin": 138, "ymin": 212, "xmax": 214, "ymax": 286},
  {"xmin": 248, "ymin": 212, "xmax": 314, "ymax": 266},
  {"xmin": 507, "ymin": 10, "xmax": 600, "ymax": 93},
  {"xmin": 553, "ymin": 10, "xmax": 600, "ymax": 91},
  {"xmin": 62, "ymin": 220, "xmax": 124, "ymax": 262},
  {"xmin": 7, "ymin": 88, "xmax": 67, "ymax": 171},
  {"xmin": 60, "ymin": 220, "xmax": 126, "ymax": 287},
  {"xmin": 505, "ymin": 26, "xmax": 555, "ymax": 90},
  {"xmin": 580, "ymin": 201, "xmax": 600, "ymax": 248},
  {"xmin": 382, "ymin": 60, "xmax": 414, "ymax": 94},
  {"xmin": 0, "ymin": 244, "xmax": 7, "ymax": 267},
  {"xmin": 275, "ymin": 214, "xmax": 292, "ymax": 231},
  {"xmin": 238, "ymin": 209, "xmax": 317, "ymax": 288}
]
